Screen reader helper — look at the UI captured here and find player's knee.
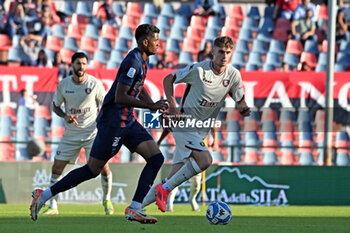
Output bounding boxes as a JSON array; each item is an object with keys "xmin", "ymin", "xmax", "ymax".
[
  {"xmin": 147, "ymin": 153, "xmax": 164, "ymax": 170},
  {"xmin": 52, "ymin": 165, "xmax": 64, "ymax": 175},
  {"xmin": 84, "ymin": 164, "xmax": 100, "ymax": 179},
  {"xmin": 200, "ymin": 152, "xmax": 212, "ymax": 170}
]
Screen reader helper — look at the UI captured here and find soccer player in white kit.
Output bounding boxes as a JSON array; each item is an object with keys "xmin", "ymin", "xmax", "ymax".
[
  {"xmin": 42, "ymin": 52, "xmax": 114, "ymax": 215},
  {"xmin": 142, "ymin": 36, "xmax": 250, "ymax": 211}
]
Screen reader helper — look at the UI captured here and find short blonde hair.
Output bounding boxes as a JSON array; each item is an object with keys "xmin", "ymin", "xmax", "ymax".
[{"xmin": 214, "ymin": 36, "xmax": 234, "ymax": 50}]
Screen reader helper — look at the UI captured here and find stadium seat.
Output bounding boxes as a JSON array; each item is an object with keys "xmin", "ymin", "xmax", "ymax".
[
  {"xmin": 207, "ymin": 16, "xmax": 223, "ymax": 30},
  {"xmin": 304, "ymin": 40, "xmax": 319, "ymax": 55},
  {"xmin": 244, "ymin": 150, "xmax": 260, "ymax": 164},
  {"xmin": 97, "ymin": 37, "xmax": 112, "ymax": 52},
  {"xmin": 0, "ymin": 105, "xmax": 16, "ymax": 121},
  {"xmin": 272, "ymin": 28, "xmax": 289, "ymax": 43},
  {"xmin": 93, "ymin": 50, "xmax": 108, "ymax": 64},
  {"xmin": 261, "ymin": 108, "xmax": 278, "ymax": 122},
  {"xmin": 33, "ymin": 117, "xmax": 49, "ymax": 138},
  {"xmin": 34, "ymin": 105, "xmax": 51, "ymax": 120},
  {"xmin": 280, "ymin": 151, "xmax": 297, "ymax": 165},
  {"xmin": 264, "ymin": 6, "xmax": 274, "ymax": 18},
  {"xmin": 245, "ymin": 109, "xmax": 260, "ymax": 121},
  {"xmin": 265, "ymin": 52, "xmax": 282, "ymax": 67},
  {"xmin": 280, "ymin": 120, "xmax": 295, "ymax": 133},
  {"xmin": 275, "ymin": 18, "xmax": 291, "ymax": 31},
  {"xmin": 76, "ymin": 1, "xmax": 92, "ymax": 17},
  {"xmin": 231, "ymin": 52, "xmax": 246, "ymax": 68},
  {"xmin": 224, "ymin": 17, "xmax": 241, "ymax": 31},
  {"xmin": 263, "ymin": 151, "xmax": 278, "ymax": 165},
  {"xmin": 334, "ymin": 63, "xmax": 348, "ymax": 72},
  {"xmin": 247, "ymin": 6, "xmax": 260, "ymax": 20},
  {"xmin": 114, "ymin": 38, "xmax": 130, "ymax": 53},
  {"xmin": 252, "ymin": 40, "xmax": 268, "ymax": 54},
  {"xmin": 262, "ymin": 64, "xmax": 278, "ymax": 71},
  {"xmin": 280, "ymin": 109, "xmax": 296, "ymax": 122},
  {"xmin": 126, "ymin": 2, "xmax": 142, "ymax": 18},
  {"xmin": 90, "ymin": 60, "xmax": 105, "ymax": 69},
  {"xmin": 110, "ymin": 49, "xmax": 124, "ymax": 63},
  {"xmin": 317, "ymin": 4, "xmax": 328, "ymax": 20},
  {"xmin": 101, "ymin": 24, "xmax": 117, "ymax": 41},
  {"xmin": 67, "ymin": 23, "xmax": 82, "ymax": 40},
  {"xmin": 166, "ymin": 39, "xmax": 181, "ymax": 54},
  {"xmin": 118, "ymin": 27, "xmax": 134, "ymax": 41},
  {"xmin": 45, "ymin": 35, "xmax": 62, "ymax": 52},
  {"xmin": 247, "ymin": 52, "xmax": 263, "ymax": 67},
  {"xmin": 315, "ymin": 64, "xmax": 327, "ymax": 72},
  {"xmin": 262, "ymin": 121, "xmax": 277, "ymax": 132},
  {"xmin": 299, "ymin": 151, "xmax": 315, "ymax": 165},
  {"xmin": 226, "ymin": 109, "xmax": 243, "ymax": 123},
  {"xmin": 258, "ymin": 17, "xmax": 275, "ymax": 32},
  {"xmin": 234, "ymin": 40, "xmax": 250, "ymax": 55},
  {"xmin": 238, "ymin": 28, "xmax": 254, "ymax": 42},
  {"xmin": 112, "ymin": 2, "xmax": 124, "ymax": 17},
  {"xmin": 170, "ymin": 27, "xmax": 185, "ymax": 41},
  {"xmin": 0, "ymin": 116, "xmax": 14, "ymax": 137},
  {"xmin": 204, "ymin": 27, "xmax": 219, "ymax": 41},
  {"xmin": 212, "ymin": 4, "xmax": 226, "ymax": 19},
  {"xmin": 242, "ymin": 18, "xmax": 258, "ymax": 31},
  {"xmin": 178, "ymin": 51, "xmax": 193, "ymax": 67},
  {"xmin": 84, "ymin": 24, "xmax": 99, "ymax": 40},
  {"xmin": 80, "ymin": 36, "xmax": 97, "ymax": 53},
  {"xmin": 139, "ymin": 16, "xmax": 154, "ymax": 25},
  {"xmin": 256, "ymin": 29, "xmax": 272, "ymax": 43},
  {"xmin": 63, "ymin": 37, "xmax": 79, "ymax": 51},
  {"xmin": 176, "ymin": 3, "xmax": 192, "ymax": 18},
  {"xmin": 286, "ymin": 40, "xmax": 303, "ymax": 56},
  {"xmin": 15, "ymin": 126, "xmax": 31, "ymax": 161},
  {"xmin": 160, "ymin": 3, "xmax": 175, "ymax": 18},
  {"xmin": 221, "ymin": 26, "xmax": 240, "ymax": 41},
  {"xmin": 106, "ymin": 60, "xmax": 120, "ymax": 69},
  {"xmin": 283, "ymin": 53, "xmax": 299, "ymax": 70},
  {"xmin": 182, "ymin": 38, "xmax": 200, "ymax": 55},
  {"xmin": 269, "ymin": 39, "xmax": 285, "ymax": 55},
  {"xmin": 246, "ymin": 64, "xmax": 259, "ymax": 71},
  {"xmin": 16, "ymin": 106, "xmax": 32, "ymax": 128},
  {"xmin": 59, "ymin": 1, "xmax": 75, "ymax": 16},
  {"xmin": 300, "ymin": 52, "xmax": 317, "ymax": 69},
  {"xmin": 190, "ymin": 15, "xmax": 207, "ymax": 32},
  {"xmin": 148, "ymin": 54, "xmax": 158, "ymax": 67},
  {"xmin": 122, "ymin": 15, "xmax": 139, "ymax": 30},
  {"xmin": 143, "ymin": 2, "xmax": 158, "ymax": 18},
  {"xmin": 52, "ymin": 24, "xmax": 66, "ymax": 39},
  {"xmin": 317, "ymin": 52, "xmax": 327, "ymax": 66},
  {"xmin": 228, "ymin": 4, "xmax": 244, "ymax": 19},
  {"xmin": 173, "ymin": 15, "xmax": 189, "ymax": 30},
  {"xmin": 336, "ymin": 152, "xmax": 350, "ymax": 166},
  {"xmin": 51, "ymin": 112, "xmax": 64, "ymax": 128}
]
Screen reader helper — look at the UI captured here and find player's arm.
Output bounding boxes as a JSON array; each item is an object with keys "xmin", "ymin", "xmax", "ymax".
[
  {"xmin": 138, "ymin": 86, "xmax": 154, "ymax": 104},
  {"xmin": 114, "ymin": 82, "xmax": 168, "ymax": 111},
  {"xmin": 53, "ymin": 102, "xmax": 78, "ymax": 125},
  {"xmin": 163, "ymin": 74, "xmax": 182, "ymax": 116},
  {"xmin": 210, "ymin": 127, "xmax": 219, "ymax": 151},
  {"xmin": 235, "ymin": 95, "xmax": 250, "ymax": 117}
]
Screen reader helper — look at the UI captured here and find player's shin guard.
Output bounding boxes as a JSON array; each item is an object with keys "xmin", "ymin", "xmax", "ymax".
[
  {"xmin": 133, "ymin": 153, "xmax": 164, "ymax": 204},
  {"xmin": 50, "ymin": 164, "xmax": 98, "ymax": 197},
  {"xmin": 166, "ymin": 159, "xmax": 202, "ymax": 190},
  {"xmin": 101, "ymin": 172, "xmax": 112, "ymax": 201}
]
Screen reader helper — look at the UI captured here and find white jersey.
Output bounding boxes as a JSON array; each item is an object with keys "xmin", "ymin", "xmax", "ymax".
[
  {"xmin": 172, "ymin": 60, "xmax": 244, "ymax": 138},
  {"xmin": 53, "ymin": 75, "xmax": 105, "ymax": 140}
]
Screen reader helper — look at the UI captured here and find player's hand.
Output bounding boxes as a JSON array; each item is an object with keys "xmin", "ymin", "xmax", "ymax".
[
  {"xmin": 150, "ymin": 100, "xmax": 169, "ymax": 112},
  {"xmin": 64, "ymin": 114, "xmax": 78, "ymax": 125},
  {"xmin": 237, "ymin": 101, "xmax": 250, "ymax": 117}
]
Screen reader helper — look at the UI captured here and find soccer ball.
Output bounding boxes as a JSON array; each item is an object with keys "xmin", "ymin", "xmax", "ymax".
[
  {"xmin": 26, "ymin": 139, "xmax": 46, "ymax": 158},
  {"xmin": 206, "ymin": 201, "xmax": 232, "ymax": 225}
]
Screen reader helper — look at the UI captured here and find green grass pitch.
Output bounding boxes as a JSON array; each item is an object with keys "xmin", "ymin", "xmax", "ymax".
[{"xmin": 0, "ymin": 204, "xmax": 350, "ymax": 233}]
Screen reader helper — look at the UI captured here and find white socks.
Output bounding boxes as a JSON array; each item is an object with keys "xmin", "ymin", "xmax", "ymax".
[
  {"xmin": 41, "ymin": 188, "xmax": 53, "ymax": 203},
  {"xmin": 163, "ymin": 159, "xmax": 202, "ymax": 190},
  {"xmin": 48, "ymin": 173, "xmax": 62, "ymax": 209},
  {"xmin": 130, "ymin": 201, "xmax": 142, "ymax": 210},
  {"xmin": 142, "ymin": 178, "xmax": 167, "ymax": 208},
  {"xmin": 101, "ymin": 172, "xmax": 112, "ymax": 201}
]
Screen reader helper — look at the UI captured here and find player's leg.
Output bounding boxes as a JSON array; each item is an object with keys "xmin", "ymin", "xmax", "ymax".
[
  {"xmin": 156, "ymin": 131, "xmax": 211, "ymax": 212},
  {"xmin": 42, "ymin": 159, "xmax": 68, "ymax": 215},
  {"xmin": 124, "ymin": 122, "xmax": 164, "ymax": 223},
  {"xmin": 189, "ymin": 173, "xmax": 202, "ymax": 211},
  {"xmin": 142, "ymin": 162, "xmax": 183, "ymax": 208},
  {"xmin": 30, "ymin": 125, "xmax": 116, "ymax": 221},
  {"xmin": 167, "ymin": 186, "xmax": 178, "ymax": 212},
  {"xmin": 85, "ymin": 141, "xmax": 114, "ymax": 215}
]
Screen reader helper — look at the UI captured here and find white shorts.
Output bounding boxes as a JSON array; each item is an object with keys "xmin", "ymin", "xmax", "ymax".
[
  {"xmin": 172, "ymin": 130, "xmax": 208, "ymax": 164},
  {"xmin": 55, "ymin": 137, "xmax": 94, "ymax": 164}
]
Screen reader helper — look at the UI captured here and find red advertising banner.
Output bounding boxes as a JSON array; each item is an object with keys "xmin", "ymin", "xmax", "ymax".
[{"xmin": 0, "ymin": 67, "xmax": 349, "ymax": 123}]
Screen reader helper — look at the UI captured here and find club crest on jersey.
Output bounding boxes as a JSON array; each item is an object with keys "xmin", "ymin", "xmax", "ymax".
[
  {"xmin": 127, "ymin": 67, "xmax": 136, "ymax": 78},
  {"xmin": 222, "ymin": 79, "xmax": 230, "ymax": 87},
  {"xmin": 85, "ymin": 88, "xmax": 92, "ymax": 94}
]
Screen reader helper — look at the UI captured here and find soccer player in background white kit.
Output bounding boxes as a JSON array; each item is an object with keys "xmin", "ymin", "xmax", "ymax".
[
  {"xmin": 142, "ymin": 36, "xmax": 250, "ymax": 211},
  {"xmin": 42, "ymin": 52, "xmax": 114, "ymax": 215}
]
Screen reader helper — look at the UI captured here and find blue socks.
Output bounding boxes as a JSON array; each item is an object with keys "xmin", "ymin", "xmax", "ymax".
[
  {"xmin": 50, "ymin": 164, "xmax": 97, "ymax": 197},
  {"xmin": 132, "ymin": 153, "xmax": 164, "ymax": 204}
]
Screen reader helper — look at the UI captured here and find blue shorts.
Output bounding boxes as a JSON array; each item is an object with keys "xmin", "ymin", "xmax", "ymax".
[{"xmin": 90, "ymin": 121, "xmax": 153, "ymax": 161}]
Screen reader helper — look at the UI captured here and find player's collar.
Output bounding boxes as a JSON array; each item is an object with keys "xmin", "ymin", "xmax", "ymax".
[{"xmin": 210, "ymin": 61, "xmax": 226, "ymax": 76}]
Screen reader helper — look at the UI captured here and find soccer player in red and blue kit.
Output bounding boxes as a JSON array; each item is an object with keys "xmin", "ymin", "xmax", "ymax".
[{"xmin": 30, "ymin": 24, "xmax": 168, "ymax": 224}]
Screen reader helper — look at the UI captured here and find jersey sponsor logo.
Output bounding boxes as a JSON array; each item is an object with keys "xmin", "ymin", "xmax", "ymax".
[
  {"xmin": 199, "ymin": 98, "xmax": 219, "ymax": 107},
  {"xmin": 127, "ymin": 67, "xmax": 136, "ymax": 78},
  {"xmin": 70, "ymin": 107, "xmax": 91, "ymax": 114},
  {"xmin": 223, "ymin": 79, "xmax": 230, "ymax": 87},
  {"xmin": 203, "ymin": 76, "xmax": 212, "ymax": 84},
  {"xmin": 85, "ymin": 88, "xmax": 92, "ymax": 94},
  {"xmin": 65, "ymin": 90, "xmax": 74, "ymax": 93},
  {"xmin": 112, "ymin": 136, "xmax": 121, "ymax": 147},
  {"xmin": 143, "ymin": 110, "xmax": 161, "ymax": 129},
  {"xmin": 200, "ymin": 142, "xmax": 205, "ymax": 147}
]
